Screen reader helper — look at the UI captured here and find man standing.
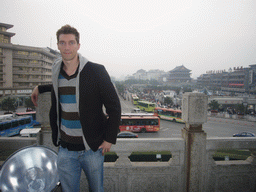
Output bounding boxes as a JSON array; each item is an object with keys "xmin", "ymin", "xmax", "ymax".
[{"xmin": 31, "ymin": 25, "xmax": 121, "ymax": 192}]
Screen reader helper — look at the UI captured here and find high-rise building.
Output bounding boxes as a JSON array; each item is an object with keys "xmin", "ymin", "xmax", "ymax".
[{"xmin": 0, "ymin": 22, "xmax": 59, "ymax": 96}]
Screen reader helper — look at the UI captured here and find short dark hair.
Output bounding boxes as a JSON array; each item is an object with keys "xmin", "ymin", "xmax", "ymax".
[{"xmin": 56, "ymin": 25, "xmax": 80, "ymax": 44}]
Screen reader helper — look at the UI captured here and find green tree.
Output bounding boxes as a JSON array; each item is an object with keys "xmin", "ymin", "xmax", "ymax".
[
  {"xmin": 234, "ymin": 104, "xmax": 245, "ymax": 114},
  {"xmin": 115, "ymin": 81, "xmax": 125, "ymax": 94},
  {"xmin": 208, "ymin": 100, "xmax": 220, "ymax": 111},
  {"xmin": 25, "ymin": 97, "xmax": 35, "ymax": 111},
  {"xmin": 164, "ymin": 97, "xmax": 173, "ymax": 106},
  {"xmin": 1, "ymin": 97, "xmax": 16, "ymax": 113}
]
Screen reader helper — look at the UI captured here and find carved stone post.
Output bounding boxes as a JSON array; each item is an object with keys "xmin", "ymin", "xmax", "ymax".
[{"xmin": 182, "ymin": 93, "xmax": 208, "ymax": 192}]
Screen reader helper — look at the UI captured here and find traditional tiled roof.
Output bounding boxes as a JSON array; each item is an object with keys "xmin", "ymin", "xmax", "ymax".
[
  {"xmin": 170, "ymin": 65, "xmax": 191, "ymax": 72},
  {"xmin": 0, "ymin": 23, "xmax": 14, "ymax": 29}
]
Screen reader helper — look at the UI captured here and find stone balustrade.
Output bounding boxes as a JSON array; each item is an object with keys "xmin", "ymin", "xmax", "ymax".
[
  {"xmin": 94, "ymin": 137, "xmax": 256, "ymax": 192},
  {"xmin": 1, "ymin": 92, "xmax": 256, "ymax": 191},
  {"xmin": 1, "ymin": 135, "xmax": 256, "ymax": 191}
]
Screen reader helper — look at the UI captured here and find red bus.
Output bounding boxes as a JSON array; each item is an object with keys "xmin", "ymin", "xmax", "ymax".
[{"xmin": 119, "ymin": 114, "xmax": 160, "ymax": 133}]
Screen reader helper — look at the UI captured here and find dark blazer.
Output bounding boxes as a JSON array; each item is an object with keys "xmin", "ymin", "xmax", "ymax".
[{"xmin": 39, "ymin": 62, "xmax": 121, "ymax": 151}]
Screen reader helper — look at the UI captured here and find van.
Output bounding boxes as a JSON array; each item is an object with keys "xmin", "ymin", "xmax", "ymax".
[{"xmin": 20, "ymin": 128, "xmax": 41, "ymax": 137}]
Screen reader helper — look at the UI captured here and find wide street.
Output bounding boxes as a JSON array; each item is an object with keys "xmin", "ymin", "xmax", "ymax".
[
  {"xmin": 120, "ymin": 95, "xmax": 256, "ymax": 139},
  {"xmin": 1, "ymin": 94, "xmax": 254, "ymax": 139}
]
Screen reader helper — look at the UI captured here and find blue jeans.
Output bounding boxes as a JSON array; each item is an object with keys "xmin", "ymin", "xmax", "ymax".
[{"xmin": 57, "ymin": 146, "xmax": 104, "ymax": 192}]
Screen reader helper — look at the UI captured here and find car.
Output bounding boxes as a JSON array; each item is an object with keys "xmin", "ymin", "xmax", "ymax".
[
  {"xmin": 117, "ymin": 131, "xmax": 138, "ymax": 138},
  {"xmin": 233, "ymin": 132, "xmax": 255, "ymax": 137},
  {"xmin": 131, "ymin": 108, "xmax": 141, "ymax": 113}
]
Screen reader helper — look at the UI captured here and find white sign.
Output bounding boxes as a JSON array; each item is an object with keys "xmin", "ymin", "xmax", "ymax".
[{"xmin": 17, "ymin": 90, "xmax": 32, "ymax": 94}]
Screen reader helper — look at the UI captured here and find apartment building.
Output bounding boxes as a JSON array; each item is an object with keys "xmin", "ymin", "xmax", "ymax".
[
  {"xmin": 197, "ymin": 66, "xmax": 256, "ymax": 94},
  {"xmin": 0, "ymin": 22, "xmax": 59, "ymax": 96}
]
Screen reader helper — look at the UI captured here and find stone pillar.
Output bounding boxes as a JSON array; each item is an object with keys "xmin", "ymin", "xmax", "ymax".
[
  {"xmin": 36, "ymin": 92, "xmax": 58, "ymax": 152},
  {"xmin": 182, "ymin": 93, "xmax": 208, "ymax": 192}
]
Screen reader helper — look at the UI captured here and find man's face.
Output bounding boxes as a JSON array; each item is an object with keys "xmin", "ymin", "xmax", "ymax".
[{"xmin": 57, "ymin": 34, "xmax": 80, "ymax": 62}]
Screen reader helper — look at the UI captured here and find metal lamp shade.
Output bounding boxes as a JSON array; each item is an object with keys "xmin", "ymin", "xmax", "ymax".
[{"xmin": 0, "ymin": 145, "xmax": 59, "ymax": 192}]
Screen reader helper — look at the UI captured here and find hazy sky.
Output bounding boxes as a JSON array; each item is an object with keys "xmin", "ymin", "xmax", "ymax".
[{"xmin": 1, "ymin": 0, "xmax": 256, "ymax": 79}]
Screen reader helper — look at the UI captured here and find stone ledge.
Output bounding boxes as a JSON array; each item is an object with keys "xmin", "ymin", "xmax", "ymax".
[{"xmin": 216, "ymin": 160, "xmax": 251, "ymax": 165}]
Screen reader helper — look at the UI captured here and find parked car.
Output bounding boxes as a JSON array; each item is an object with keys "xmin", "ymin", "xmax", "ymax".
[
  {"xmin": 117, "ymin": 131, "xmax": 138, "ymax": 138},
  {"xmin": 233, "ymin": 132, "xmax": 255, "ymax": 137}
]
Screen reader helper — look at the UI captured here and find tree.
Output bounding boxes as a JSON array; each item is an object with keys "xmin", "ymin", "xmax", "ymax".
[
  {"xmin": 115, "ymin": 81, "xmax": 126, "ymax": 94},
  {"xmin": 164, "ymin": 97, "xmax": 173, "ymax": 106},
  {"xmin": 208, "ymin": 100, "xmax": 220, "ymax": 111},
  {"xmin": 25, "ymin": 97, "xmax": 35, "ymax": 111},
  {"xmin": 1, "ymin": 97, "xmax": 17, "ymax": 113},
  {"xmin": 234, "ymin": 104, "xmax": 245, "ymax": 115}
]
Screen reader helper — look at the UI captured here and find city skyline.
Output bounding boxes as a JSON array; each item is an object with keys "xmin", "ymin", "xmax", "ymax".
[
  {"xmin": 1, "ymin": 0, "xmax": 255, "ymax": 79},
  {"xmin": 118, "ymin": 64, "xmax": 251, "ymax": 81}
]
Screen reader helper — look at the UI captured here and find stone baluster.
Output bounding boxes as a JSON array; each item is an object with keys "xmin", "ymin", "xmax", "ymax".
[
  {"xmin": 169, "ymin": 151, "xmax": 182, "ymax": 165},
  {"xmin": 247, "ymin": 149, "xmax": 256, "ymax": 164},
  {"xmin": 115, "ymin": 152, "xmax": 132, "ymax": 167}
]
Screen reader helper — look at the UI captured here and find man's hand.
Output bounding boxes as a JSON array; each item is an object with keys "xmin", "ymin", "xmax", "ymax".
[
  {"xmin": 31, "ymin": 86, "xmax": 39, "ymax": 107},
  {"xmin": 98, "ymin": 141, "xmax": 112, "ymax": 156}
]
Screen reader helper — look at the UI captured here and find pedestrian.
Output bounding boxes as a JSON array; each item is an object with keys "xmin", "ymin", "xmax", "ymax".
[{"xmin": 31, "ymin": 24, "xmax": 121, "ymax": 192}]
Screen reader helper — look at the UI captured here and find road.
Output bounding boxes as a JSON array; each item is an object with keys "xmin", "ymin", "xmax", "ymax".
[
  {"xmin": 120, "ymin": 94, "xmax": 256, "ymax": 138},
  {"xmin": 3, "ymin": 95, "xmax": 254, "ymax": 139}
]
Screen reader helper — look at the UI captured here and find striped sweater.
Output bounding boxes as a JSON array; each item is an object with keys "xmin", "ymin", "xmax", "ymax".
[{"xmin": 58, "ymin": 65, "xmax": 84, "ymax": 146}]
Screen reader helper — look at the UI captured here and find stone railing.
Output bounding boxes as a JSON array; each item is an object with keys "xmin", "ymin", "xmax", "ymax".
[
  {"xmin": 37, "ymin": 92, "xmax": 256, "ymax": 192},
  {"xmin": 1, "ymin": 135, "xmax": 256, "ymax": 191},
  {"xmin": 1, "ymin": 92, "xmax": 256, "ymax": 192},
  {"xmin": 102, "ymin": 138, "xmax": 186, "ymax": 192},
  {"xmin": 205, "ymin": 137, "xmax": 256, "ymax": 192},
  {"xmin": 94, "ymin": 137, "xmax": 256, "ymax": 192}
]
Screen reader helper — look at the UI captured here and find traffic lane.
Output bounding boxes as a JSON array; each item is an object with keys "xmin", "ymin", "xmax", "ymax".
[
  {"xmin": 137, "ymin": 120, "xmax": 184, "ymax": 138},
  {"xmin": 119, "ymin": 95, "xmax": 256, "ymax": 138},
  {"xmin": 120, "ymin": 95, "xmax": 134, "ymax": 113},
  {"xmin": 137, "ymin": 119, "xmax": 255, "ymax": 138},
  {"xmin": 204, "ymin": 118, "xmax": 255, "ymax": 137},
  {"xmin": 207, "ymin": 117, "xmax": 255, "ymax": 127}
]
